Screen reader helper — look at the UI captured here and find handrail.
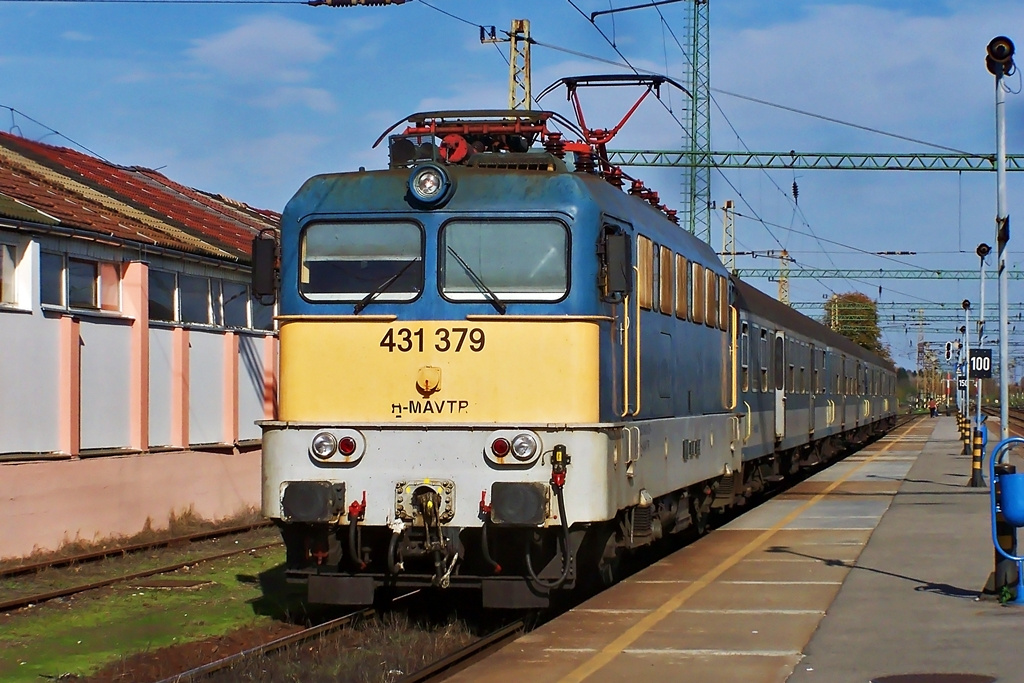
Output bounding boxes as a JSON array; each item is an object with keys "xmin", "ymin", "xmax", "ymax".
[
  {"xmin": 743, "ymin": 401, "xmax": 752, "ymax": 441},
  {"xmin": 989, "ymin": 437, "xmax": 1024, "ymax": 604},
  {"xmin": 619, "ymin": 295, "xmax": 631, "ymax": 418},
  {"xmin": 631, "ymin": 266, "xmax": 642, "ymax": 417},
  {"xmin": 728, "ymin": 305, "xmax": 738, "ymax": 410}
]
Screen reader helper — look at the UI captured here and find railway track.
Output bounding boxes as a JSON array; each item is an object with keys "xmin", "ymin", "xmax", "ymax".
[
  {"xmin": 981, "ymin": 405, "xmax": 1024, "ymax": 434},
  {"xmin": 0, "ymin": 520, "xmax": 271, "ymax": 580},
  {"xmin": 151, "ymin": 417, "xmax": 915, "ymax": 683},
  {"xmin": 0, "ymin": 527, "xmax": 281, "ymax": 613},
  {"xmin": 399, "ymin": 620, "xmax": 526, "ymax": 683},
  {"xmin": 152, "ymin": 606, "xmax": 378, "ymax": 683}
]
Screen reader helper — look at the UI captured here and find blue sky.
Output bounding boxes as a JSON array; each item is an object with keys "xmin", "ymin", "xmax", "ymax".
[{"xmin": 2, "ymin": 0, "xmax": 1023, "ymax": 369}]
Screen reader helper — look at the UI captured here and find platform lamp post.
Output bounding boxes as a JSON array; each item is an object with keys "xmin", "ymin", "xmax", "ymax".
[
  {"xmin": 987, "ymin": 36, "xmax": 1015, "ymax": 441},
  {"xmin": 970, "ymin": 244, "xmax": 992, "ymax": 488}
]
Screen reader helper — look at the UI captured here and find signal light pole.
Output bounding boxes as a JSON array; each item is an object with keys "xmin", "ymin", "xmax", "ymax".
[{"xmin": 987, "ymin": 36, "xmax": 1015, "ymax": 440}]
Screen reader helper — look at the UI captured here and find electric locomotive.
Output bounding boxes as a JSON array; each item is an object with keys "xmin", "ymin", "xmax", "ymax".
[{"xmin": 252, "ymin": 81, "xmax": 896, "ymax": 609}]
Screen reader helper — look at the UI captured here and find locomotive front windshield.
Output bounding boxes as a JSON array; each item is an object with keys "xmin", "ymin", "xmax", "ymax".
[
  {"xmin": 440, "ymin": 219, "xmax": 569, "ymax": 302},
  {"xmin": 299, "ymin": 221, "xmax": 423, "ymax": 302}
]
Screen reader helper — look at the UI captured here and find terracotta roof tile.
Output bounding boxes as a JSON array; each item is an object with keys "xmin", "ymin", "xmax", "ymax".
[{"xmin": 0, "ymin": 132, "xmax": 279, "ymax": 262}]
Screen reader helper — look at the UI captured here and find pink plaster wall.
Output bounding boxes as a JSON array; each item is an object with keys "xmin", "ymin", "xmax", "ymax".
[{"xmin": 0, "ymin": 450, "xmax": 261, "ymax": 560}]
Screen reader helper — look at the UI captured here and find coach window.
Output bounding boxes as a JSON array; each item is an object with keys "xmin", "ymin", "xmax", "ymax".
[
  {"xmin": 786, "ymin": 340, "xmax": 795, "ymax": 393},
  {"xmin": 692, "ymin": 263, "xmax": 705, "ymax": 325},
  {"xmin": 635, "ymin": 235, "xmax": 653, "ymax": 309},
  {"xmin": 659, "ymin": 247, "xmax": 673, "ymax": 315},
  {"xmin": 674, "ymin": 254, "xmax": 688, "ymax": 319},
  {"xmin": 774, "ymin": 335, "xmax": 785, "ymax": 391},
  {"xmin": 301, "ymin": 220, "xmax": 423, "ymax": 302},
  {"xmin": 760, "ymin": 329, "xmax": 769, "ymax": 391},
  {"xmin": 740, "ymin": 322, "xmax": 749, "ymax": 391}
]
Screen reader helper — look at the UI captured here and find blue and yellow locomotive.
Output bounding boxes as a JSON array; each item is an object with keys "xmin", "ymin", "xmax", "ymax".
[{"xmin": 252, "ymin": 103, "xmax": 896, "ymax": 609}]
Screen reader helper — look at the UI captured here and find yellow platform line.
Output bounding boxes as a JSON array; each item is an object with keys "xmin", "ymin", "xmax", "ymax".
[{"xmin": 558, "ymin": 418, "xmax": 925, "ymax": 683}]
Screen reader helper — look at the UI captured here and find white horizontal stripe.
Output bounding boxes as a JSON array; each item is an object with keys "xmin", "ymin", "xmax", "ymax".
[
  {"xmin": 674, "ymin": 609, "xmax": 824, "ymax": 615},
  {"xmin": 624, "ymin": 649, "xmax": 803, "ymax": 657},
  {"xmin": 720, "ymin": 580, "xmax": 843, "ymax": 585}
]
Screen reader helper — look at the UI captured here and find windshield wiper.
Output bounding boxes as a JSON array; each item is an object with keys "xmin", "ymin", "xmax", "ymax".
[
  {"xmin": 447, "ymin": 246, "xmax": 507, "ymax": 315},
  {"xmin": 353, "ymin": 258, "xmax": 420, "ymax": 314}
]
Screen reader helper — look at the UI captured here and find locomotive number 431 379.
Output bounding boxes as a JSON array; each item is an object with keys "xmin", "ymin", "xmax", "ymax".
[{"xmin": 379, "ymin": 327, "xmax": 486, "ymax": 353}]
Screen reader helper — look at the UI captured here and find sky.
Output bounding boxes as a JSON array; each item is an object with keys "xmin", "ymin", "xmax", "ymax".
[{"xmin": 1, "ymin": 0, "xmax": 1023, "ymax": 370}]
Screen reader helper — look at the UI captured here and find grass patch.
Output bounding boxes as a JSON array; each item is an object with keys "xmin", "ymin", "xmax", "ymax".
[{"xmin": 0, "ymin": 548, "xmax": 289, "ymax": 682}]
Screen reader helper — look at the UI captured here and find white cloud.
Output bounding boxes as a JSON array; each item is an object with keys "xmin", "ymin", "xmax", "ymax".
[
  {"xmin": 61, "ymin": 31, "xmax": 93, "ymax": 42},
  {"xmin": 187, "ymin": 15, "xmax": 333, "ymax": 84},
  {"xmin": 251, "ymin": 87, "xmax": 336, "ymax": 113}
]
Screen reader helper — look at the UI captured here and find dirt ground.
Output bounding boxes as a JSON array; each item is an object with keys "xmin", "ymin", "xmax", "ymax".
[{"xmin": 76, "ymin": 620, "xmax": 306, "ymax": 682}]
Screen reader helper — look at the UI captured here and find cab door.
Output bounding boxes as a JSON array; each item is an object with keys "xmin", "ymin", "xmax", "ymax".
[
  {"xmin": 809, "ymin": 344, "xmax": 816, "ymax": 434},
  {"xmin": 601, "ymin": 221, "xmax": 638, "ymax": 418},
  {"xmin": 774, "ymin": 331, "xmax": 786, "ymax": 440}
]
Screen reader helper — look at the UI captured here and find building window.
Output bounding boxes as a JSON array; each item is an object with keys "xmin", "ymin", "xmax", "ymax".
[
  {"xmin": 149, "ymin": 270, "xmax": 176, "ymax": 322},
  {"xmin": 40, "ymin": 252, "xmax": 64, "ymax": 306},
  {"xmin": 223, "ymin": 281, "xmax": 249, "ymax": 328},
  {"xmin": 68, "ymin": 259, "xmax": 98, "ymax": 309},
  {"xmin": 0, "ymin": 243, "xmax": 16, "ymax": 305},
  {"xmin": 252, "ymin": 294, "xmax": 274, "ymax": 331},
  {"xmin": 179, "ymin": 274, "xmax": 211, "ymax": 324}
]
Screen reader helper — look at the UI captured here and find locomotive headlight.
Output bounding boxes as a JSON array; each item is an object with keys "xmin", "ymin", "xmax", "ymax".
[
  {"xmin": 511, "ymin": 434, "xmax": 539, "ymax": 461},
  {"xmin": 311, "ymin": 432, "xmax": 338, "ymax": 460},
  {"xmin": 408, "ymin": 164, "xmax": 451, "ymax": 205}
]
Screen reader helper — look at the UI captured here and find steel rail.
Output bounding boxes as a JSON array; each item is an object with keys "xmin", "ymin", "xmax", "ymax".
[
  {"xmin": 0, "ymin": 520, "xmax": 271, "ymax": 580},
  {"xmin": 152, "ymin": 607, "xmax": 378, "ymax": 683},
  {"xmin": 399, "ymin": 619, "xmax": 527, "ymax": 683},
  {"xmin": 0, "ymin": 542, "xmax": 281, "ymax": 613}
]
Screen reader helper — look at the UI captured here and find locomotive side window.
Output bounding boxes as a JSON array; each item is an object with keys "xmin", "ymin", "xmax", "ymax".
[
  {"xmin": 718, "ymin": 275, "xmax": 729, "ymax": 331},
  {"xmin": 651, "ymin": 243, "xmax": 661, "ymax": 312},
  {"xmin": 705, "ymin": 268, "xmax": 717, "ymax": 328},
  {"xmin": 441, "ymin": 219, "xmax": 568, "ymax": 301},
  {"xmin": 300, "ymin": 221, "xmax": 423, "ymax": 302},
  {"xmin": 692, "ymin": 263, "xmax": 705, "ymax": 325},
  {"xmin": 674, "ymin": 253, "xmax": 688, "ymax": 320},
  {"xmin": 637, "ymin": 235, "xmax": 653, "ymax": 310},
  {"xmin": 659, "ymin": 247, "xmax": 673, "ymax": 315}
]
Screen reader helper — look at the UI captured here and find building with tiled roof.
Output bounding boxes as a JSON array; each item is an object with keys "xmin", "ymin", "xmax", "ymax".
[{"xmin": 0, "ymin": 131, "xmax": 280, "ymax": 459}]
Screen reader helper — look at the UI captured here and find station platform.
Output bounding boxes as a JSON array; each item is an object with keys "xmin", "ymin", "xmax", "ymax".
[{"xmin": 451, "ymin": 417, "xmax": 1022, "ymax": 683}]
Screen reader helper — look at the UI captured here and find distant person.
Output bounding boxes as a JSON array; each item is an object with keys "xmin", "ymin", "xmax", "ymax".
[{"xmin": 928, "ymin": 398, "xmax": 937, "ymax": 417}]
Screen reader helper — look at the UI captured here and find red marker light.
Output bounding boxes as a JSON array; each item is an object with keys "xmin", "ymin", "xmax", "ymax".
[
  {"xmin": 338, "ymin": 436, "xmax": 357, "ymax": 456},
  {"xmin": 491, "ymin": 438, "xmax": 511, "ymax": 457}
]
